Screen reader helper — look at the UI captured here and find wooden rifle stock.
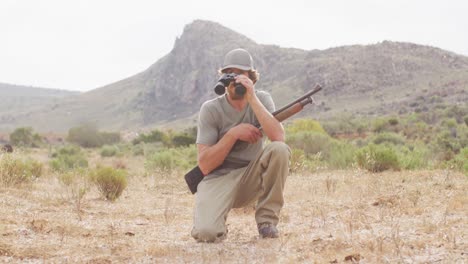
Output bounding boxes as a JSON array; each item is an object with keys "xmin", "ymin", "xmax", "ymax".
[{"xmin": 184, "ymin": 84, "xmax": 323, "ymax": 194}]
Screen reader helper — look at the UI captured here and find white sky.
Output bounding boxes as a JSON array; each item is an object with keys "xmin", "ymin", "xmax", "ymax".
[{"xmin": 1, "ymin": 0, "xmax": 467, "ymax": 91}]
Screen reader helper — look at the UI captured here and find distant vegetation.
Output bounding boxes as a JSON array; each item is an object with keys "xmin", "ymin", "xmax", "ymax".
[
  {"xmin": 67, "ymin": 124, "xmax": 120, "ymax": 148},
  {"xmin": 1, "ymin": 103, "xmax": 466, "ymax": 196},
  {"xmin": 9, "ymin": 127, "xmax": 42, "ymax": 148}
]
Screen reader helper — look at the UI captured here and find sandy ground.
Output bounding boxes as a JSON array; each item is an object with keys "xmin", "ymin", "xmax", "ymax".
[{"xmin": 0, "ymin": 154, "xmax": 467, "ymax": 263}]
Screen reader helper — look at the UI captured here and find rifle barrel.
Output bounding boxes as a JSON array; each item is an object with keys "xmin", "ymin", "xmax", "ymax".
[{"xmin": 272, "ymin": 84, "xmax": 322, "ymax": 116}]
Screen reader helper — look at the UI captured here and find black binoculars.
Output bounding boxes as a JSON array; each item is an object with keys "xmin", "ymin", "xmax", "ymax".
[{"xmin": 213, "ymin": 73, "xmax": 246, "ymax": 95}]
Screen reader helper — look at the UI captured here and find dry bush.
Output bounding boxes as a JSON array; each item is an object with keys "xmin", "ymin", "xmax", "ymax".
[
  {"xmin": 356, "ymin": 144, "xmax": 400, "ymax": 172},
  {"xmin": 0, "ymin": 153, "xmax": 43, "ymax": 186},
  {"xmin": 89, "ymin": 166, "xmax": 127, "ymax": 201}
]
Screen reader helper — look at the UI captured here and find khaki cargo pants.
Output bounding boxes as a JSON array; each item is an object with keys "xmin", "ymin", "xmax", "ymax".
[{"xmin": 191, "ymin": 141, "xmax": 290, "ymax": 242}]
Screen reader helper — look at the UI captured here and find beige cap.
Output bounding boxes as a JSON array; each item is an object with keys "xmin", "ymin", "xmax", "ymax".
[{"xmin": 221, "ymin": 48, "xmax": 254, "ymax": 71}]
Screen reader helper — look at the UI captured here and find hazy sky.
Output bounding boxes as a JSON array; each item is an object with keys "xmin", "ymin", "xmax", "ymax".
[{"xmin": 1, "ymin": 0, "xmax": 467, "ymax": 91}]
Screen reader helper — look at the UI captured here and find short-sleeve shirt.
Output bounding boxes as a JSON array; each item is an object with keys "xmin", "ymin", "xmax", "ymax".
[{"xmin": 197, "ymin": 91, "xmax": 275, "ymax": 176}]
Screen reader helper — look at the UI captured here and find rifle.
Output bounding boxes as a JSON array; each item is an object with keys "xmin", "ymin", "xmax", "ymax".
[{"xmin": 184, "ymin": 84, "xmax": 323, "ymax": 194}]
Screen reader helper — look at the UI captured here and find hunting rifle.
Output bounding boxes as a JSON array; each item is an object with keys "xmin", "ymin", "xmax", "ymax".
[{"xmin": 184, "ymin": 84, "xmax": 323, "ymax": 194}]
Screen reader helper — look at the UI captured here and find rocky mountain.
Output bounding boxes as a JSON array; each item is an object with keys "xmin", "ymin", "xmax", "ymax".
[{"xmin": 1, "ymin": 20, "xmax": 467, "ymax": 133}]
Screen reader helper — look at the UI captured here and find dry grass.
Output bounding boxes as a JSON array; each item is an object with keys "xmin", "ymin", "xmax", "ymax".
[{"xmin": 0, "ymin": 151, "xmax": 467, "ymax": 263}]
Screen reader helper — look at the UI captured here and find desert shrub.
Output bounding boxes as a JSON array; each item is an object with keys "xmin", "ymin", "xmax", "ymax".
[
  {"xmin": 286, "ymin": 131, "xmax": 332, "ymax": 156},
  {"xmin": 464, "ymin": 115, "xmax": 468, "ymax": 126},
  {"xmin": 322, "ymin": 116, "xmax": 369, "ymax": 137},
  {"xmin": 388, "ymin": 117, "xmax": 399, "ymax": 126},
  {"xmin": 441, "ymin": 118, "xmax": 458, "ymax": 129},
  {"xmin": 50, "ymin": 145, "xmax": 88, "ymax": 172},
  {"xmin": 356, "ymin": 144, "xmax": 400, "ymax": 172},
  {"xmin": 433, "ymin": 130, "xmax": 461, "ymax": 154},
  {"xmin": 325, "ymin": 141, "xmax": 357, "ymax": 169},
  {"xmin": 372, "ymin": 118, "xmax": 389, "ymax": 133},
  {"xmin": 289, "ymin": 148, "xmax": 306, "ymax": 173},
  {"xmin": 67, "ymin": 124, "xmax": 101, "ymax": 148},
  {"xmin": 371, "ymin": 132, "xmax": 406, "ymax": 145},
  {"xmin": 89, "ymin": 167, "xmax": 127, "ymax": 201},
  {"xmin": 67, "ymin": 124, "xmax": 120, "ymax": 148},
  {"xmin": 131, "ymin": 142, "xmax": 163, "ymax": 157},
  {"xmin": 397, "ymin": 145, "xmax": 430, "ymax": 170},
  {"xmin": 100, "ymin": 145, "xmax": 120, "ymax": 157},
  {"xmin": 443, "ymin": 105, "xmax": 467, "ymax": 123},
  {"xmin": 442, "ymin": 147, "xmax": 468, "ymax": 174},
  {"xmin": 0, "ymin": 154, "xmax": 43, "ymax": 186},
  {"xmin": 145, "ymin": 145, "xmax": 197, "ymax": 173},
  {"xmin": 372, "ymin": 117, "xmax": 401, "ymax": 133},
  {"xmin": 286, "ymin": 119, "xmax": 327, "ymax": 134},
  {"xmin": 402, "ymin": 121, "xmax": 429, "ymax": 140},
  {"xmin": 9, "ymin": 127, "xmax": 42, "ymax": 148},
  {"xmin": 171, "ymin": 133, "xmax": 196, "ymax": 147},
  {"xmin": 147, "ymin": 150, "xmax": 173, "ymax": 172},
  {"xmin": 58, "ymin": 168, "xmax": 90, "ymax": 200},
  {"xmin": 132, "ymin": 129, "xmax": 165, "ymax": 145}
]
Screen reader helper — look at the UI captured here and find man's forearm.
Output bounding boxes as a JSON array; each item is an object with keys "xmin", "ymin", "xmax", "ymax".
[
  {"xmin": 249, "ymin": 96, "xmax": 285, "ymax": 142},
  {"xmin": 198, "ymin": 132, "xmax": 237, "ymax": 175}
]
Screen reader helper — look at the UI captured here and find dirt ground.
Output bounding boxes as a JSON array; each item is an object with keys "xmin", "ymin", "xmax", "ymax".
[{"xmin": 0, "ymin": 153, "xmax": 467, "ymax": 263}]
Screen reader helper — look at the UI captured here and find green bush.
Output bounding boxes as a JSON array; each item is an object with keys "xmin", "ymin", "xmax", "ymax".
[
  {"xmin": 67, "ymin": 124, "xmax": 120, "ymax": 148},
  {"xmin": 444, "ymin": 147, "xmax": 468, "ymax": 174},
  {"xmin": 325, "ymin": 141, "xmax": 357, "ymax": 169},
  {"xmin": 171, "ymin": 133, "xmax": 196, "ymax": 147},
  {"xmin": 372, "ymin": 117, "xmax": 401, "ymax": 133},
  {"xmin": 286, "ymin": 119, "xmax": 327, "ymax": 134},
  {"xmin": 434, "ymin": 130, "xmax": 461, "ymax": 154},
  {"xmin": 132, "ymin": 129, "xmax": 165, "ymax": 145},
  {"xmin": 0, "ymin": 154, "xmax": 43, "ymax": 186},
  {"xmin": 145, "ymin": 145, "xmax": 197, "ymax": 173},
  {"xmin": 90, "ymin": 167, "xmax": 127, "ymax": 201},
  {"xmin": 356, "ymin": 144, "xmax": 400, "ymax": 172},
  {"xmin": 443, "ymin": 105, "xmax": 467, "ymax": 124},
  {"xmin": 58, "ymin": 168, "xmax": 90, "ymax": 200},
  {"xmin": 100, "ymin": 145, "xmax": 119, "ymax": 157},
  {"xmin": 286, "ymin": 131, "xmax": 332, "ymax": 156},
  {"xmin": 371, "ymin": 132, "xmax": 406, "ymax": 145},
  {"xmin": 321, "ymin": 116, "xmax": 369, "ymax": 137},
  {"xmin": 50, "ymin": 145, "xmax": 88, "ymax": 172},
  {"xmin": 397, "ymin": 145, "xmax": 430, "ymax": 170},
  {"xmin": 10, "ymin": 127, "xmax": 42, "ymax": 148}
]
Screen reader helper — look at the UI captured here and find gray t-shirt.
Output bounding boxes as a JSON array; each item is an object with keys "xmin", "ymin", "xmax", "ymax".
[{"xmin": 197, "ymin": 91, "xmax": 275, "ymax": 176}]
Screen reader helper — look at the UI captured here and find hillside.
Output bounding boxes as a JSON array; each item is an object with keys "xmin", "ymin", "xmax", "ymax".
[
  {"xmin": 0, "ymin": 83, "xmax": 78, "ymax": 131},
  {"xmin": 0, "ymin": 20, "xmax": 467, "ymax": 132}
]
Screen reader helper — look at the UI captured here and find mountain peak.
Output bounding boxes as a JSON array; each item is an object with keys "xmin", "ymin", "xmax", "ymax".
[{"xmin": 173, "ymin": 20, "xmax": 256, "ymax": 51}]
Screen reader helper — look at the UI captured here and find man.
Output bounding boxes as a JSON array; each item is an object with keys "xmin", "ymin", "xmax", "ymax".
[{"xmin": 191, "ymin": 48, "xmax": 290, "ymax": 242}]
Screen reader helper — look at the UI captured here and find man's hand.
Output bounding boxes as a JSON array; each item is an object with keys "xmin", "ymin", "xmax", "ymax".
[
  {"xmin": 229, "ymin": 123, "xmax": 262, "ymax": 144},
  {"xmin": 235, "ymin": 74, "xmax": 256, "ymax": 102}
]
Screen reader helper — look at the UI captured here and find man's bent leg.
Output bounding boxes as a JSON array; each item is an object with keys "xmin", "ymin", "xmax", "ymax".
[
  {"xmin": 234, "ymin": 142, "xmax": 290, "ymax": 226},
  {"xmin": 191, "ymin": 168, "xmax": 245, "ymax": 242}
]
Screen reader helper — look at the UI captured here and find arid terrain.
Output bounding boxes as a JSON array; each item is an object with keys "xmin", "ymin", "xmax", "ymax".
[{"xmin": 0, "ymin": 149, "xmax": 466, "ymax": 263}]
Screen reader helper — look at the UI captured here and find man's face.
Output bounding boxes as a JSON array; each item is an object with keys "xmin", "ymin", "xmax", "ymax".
[{"xmin": 224, "ymin": 68, "xmax": 248, "ymax": 101}]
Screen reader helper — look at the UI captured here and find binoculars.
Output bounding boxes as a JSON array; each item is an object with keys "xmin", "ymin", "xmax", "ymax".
[{"xmin": 213, "ymin": 73, "xmax": 246, "ymax": 96}]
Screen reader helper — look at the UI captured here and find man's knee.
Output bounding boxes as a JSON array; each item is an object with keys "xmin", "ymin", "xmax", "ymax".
[
  {"xmin": 266, "ymin": 141, "xmax": 290, "ymax": 160},
  {"xmin": 191, "ymin": 227, "xmax": 226, "ymax": 243}
]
